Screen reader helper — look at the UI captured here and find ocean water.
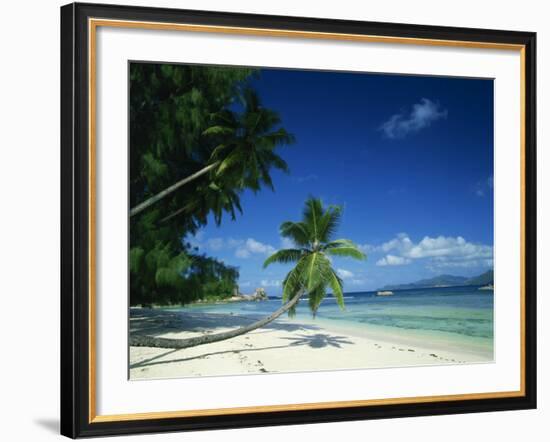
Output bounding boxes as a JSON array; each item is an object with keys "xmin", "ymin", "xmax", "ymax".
[{"xmin": 171, "ymin": 285, "xmax": 494, "ymax": 359}]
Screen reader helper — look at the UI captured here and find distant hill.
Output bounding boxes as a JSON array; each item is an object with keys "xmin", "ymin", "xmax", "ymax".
[
  {"xmin": 464, "ymin": 270, "xmax": 494, "ymax": 286},
  {"xmin": 380, "ymin": 270, "xmax": 494, "ymax": 291}
]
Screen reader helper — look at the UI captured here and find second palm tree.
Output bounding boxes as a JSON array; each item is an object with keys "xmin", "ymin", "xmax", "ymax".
[{"xmin": 129, "ymin": 197, "xmax": 366, "ymax": 349}]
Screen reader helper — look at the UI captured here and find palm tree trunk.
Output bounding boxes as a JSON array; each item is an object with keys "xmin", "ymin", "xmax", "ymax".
[
  {"xmin": 158, "ymin": 205, "xmax": 188, "ymax": 224},
  {"xmin": 129, "ymin": 291, "xmax": 303, "ymax": 349},
  {"xmin": 130, "ymin": 161, "xmax": 220, "ymax": 217}
]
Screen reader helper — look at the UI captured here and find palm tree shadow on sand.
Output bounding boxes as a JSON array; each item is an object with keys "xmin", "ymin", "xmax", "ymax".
[
  {"xmin": 130, "ymin": 309, "xmax": 322, "ymax": 336},
  {"xmin": 280, "ymin": 333, "xmax": 354, "ymax": 349},
  {"xmin": 130, "ymin": 332, "xmax": 355, "ymax": 370}
]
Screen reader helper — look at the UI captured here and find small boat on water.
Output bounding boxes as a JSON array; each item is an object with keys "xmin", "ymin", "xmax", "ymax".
[
  {"xmin": 376, "ymin": 290, "xmax": 394, "ymax": 296},
  {"xmin": 478, "ymin": 284, "xmax": 494, "ymax": 291}
]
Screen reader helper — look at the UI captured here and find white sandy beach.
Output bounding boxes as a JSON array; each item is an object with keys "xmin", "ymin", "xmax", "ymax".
[{"xmin": 129, "ymin": 308, "xmax": 492, "ymax": 380}]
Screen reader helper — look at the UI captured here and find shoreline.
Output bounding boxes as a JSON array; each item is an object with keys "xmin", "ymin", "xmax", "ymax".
[{"xmin": 129, "ymin": 308, "xmax": 493, "ymax": 380}]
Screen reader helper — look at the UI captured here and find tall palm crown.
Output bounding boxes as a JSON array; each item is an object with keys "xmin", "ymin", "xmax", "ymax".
[
  {"xmin": 204, "ymin": 87, "xmax": 295, "ymax": 193},
  {"xmin": 143, "ymin": 88, "xmax": 294, "ymax": 224},
  {"xmin": 264, "ymin": 197, "xmax": 366, "ymax": 316}
]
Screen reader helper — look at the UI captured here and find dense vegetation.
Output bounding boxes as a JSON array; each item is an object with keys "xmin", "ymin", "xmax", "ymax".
[{"xmin": 129, "ymin": 63, "xmax": 293, "ymax": 306}]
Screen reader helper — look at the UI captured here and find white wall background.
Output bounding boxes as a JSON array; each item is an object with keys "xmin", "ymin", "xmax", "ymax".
[{"xmin": 0, "ymin": 0, "xmax": 546, "ymax": 440}]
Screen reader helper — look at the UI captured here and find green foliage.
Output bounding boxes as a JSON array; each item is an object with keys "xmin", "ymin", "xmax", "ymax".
[
  {"xmin": 203, "ymin": 87, "xmax": 294, "ymax": 194},
  {"xmin": 130, "ymin": 63, "xmax": 254, "ymax": 228},
  {"xmin": 129, "ymin": 63, "xmax": 292, "ymax": 306},
  {"xmin": 265, "ymin": 197, "xmax": 366, "ymax": 317},
  {"xmin": 324, "ymin": 239, "xmax": 367, "ymax": 260},
  {"xmin": 263, "ymin": 249, "xmax": 304, "ymax": 268}
]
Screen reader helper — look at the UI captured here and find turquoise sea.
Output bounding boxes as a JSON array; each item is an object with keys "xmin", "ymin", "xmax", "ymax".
[{"xmin": 170, "ymin": 285, "xmax": 494, "ymax": 359}]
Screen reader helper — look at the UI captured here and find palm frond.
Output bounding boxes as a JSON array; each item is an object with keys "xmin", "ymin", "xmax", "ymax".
[
  {"xmin": 280, "ymin": 221, "xmax": 311, "ymax": 247},
  {"xmin": 324, "ymin": 246, "xmax": 366, "ymax": 261},
  {"xmin": 215, "ymin": 151, "xmax": 242, "ymax": 176},
  {"xmin": 263, "ymin": 249, "xmax": 303, "ymax": 268},
  {"xmin": 303, "ymin": 252, "xmax": 333, "ymax": 292},
  {"xmin": 308, "ymin": 285, "xmax": 326, "ymax": 317},
  {"xmin": 281, "ymin": 259, "xmax": 306, "ymax": 303},
  {"xmin": 304, "ymin": 252, "xmax": 319, "ymax": 292},
  {"xmin": 258, "ymin": 161, "xmax": 275, "ymax": 191},
  {"xmin": 327, "ymin": 269, "xmax": 345, "ymax": 310},
  {"xmin": 324, "ymin": 239, "xmax": 355, "ymax": 247},
  {"xmin": 242, "ymin": 87, "xmax": 261, "ymax": 112},
  {"xmin": 302, "ymin": 197, "xmax": 324, "ymax": 242},
  {"xmin": 271, "ymin": 128, "xmax": 295, "ymax": 146},
  {"xmin": 261, "ymin": 150, "xmax": 289, "ymax": 173},
  {"xmin": 202, "ymin": 125, "xmax": 233, "ymax": 137},
  {"xmin": 317, "ymin": 205, "xmax": 342, "ymax": 243},
  {"xmin": 287, "ymin": 301, "xmax": 298, "ymax": 318},
  {"xmin": 208, "ymin": 144, "xmax": 229, "ymax": 161}
]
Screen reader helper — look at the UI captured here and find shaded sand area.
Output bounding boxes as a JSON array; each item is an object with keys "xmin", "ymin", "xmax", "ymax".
[{"xmin": 129, "ymin": 308, "xmax": 493, "ymax": 380}]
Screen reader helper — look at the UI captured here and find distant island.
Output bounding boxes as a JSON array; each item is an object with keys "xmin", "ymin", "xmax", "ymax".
[{"xmin": 379, "ymin": 270, "xmax": 493, "ymax": 291}]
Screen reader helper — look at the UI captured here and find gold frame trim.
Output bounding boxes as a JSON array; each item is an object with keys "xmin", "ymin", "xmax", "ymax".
[{"xmin": 88, "ymin": 18, "xmax": 527, "ymax": 424}]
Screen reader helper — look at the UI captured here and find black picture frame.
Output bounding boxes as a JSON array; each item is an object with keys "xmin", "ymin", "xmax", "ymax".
[{"xmin": 61, "ymin": 2, "xmax": 537, "ymax": 438}]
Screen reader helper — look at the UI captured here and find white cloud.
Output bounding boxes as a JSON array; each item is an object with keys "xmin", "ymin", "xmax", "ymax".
[
  {"xmin": 227, "ymin": 238, "xmax": 244, "ymax": 248},
  {"xmin": 380, "ymin": 98, "xmax": 447, "ymax": 139},
  {"xmin": 376, "ymin": 255, "xmax": 411, "ymax": 266},
  {"xmin": 474, "ymin": 175, "xmax": 494, "ymax": 197},
  {"xmin": 186, "ymin": 231, "xmax": 204, "ymax": 249},
  {"xmin": 379, "ymin": 232, "xmax": 413, "ymax": 253},
  {"xmin": 337, "ymin": 268, "xmax": 354, "ymax": 279},
  {"xmin": 188, "ymin": 234, "xmax": 278, "ymax": 260},
  {"xmin": 358, "ymin": 243, "xmax": 376, "ymax": 253},
  {"xmin": 260, "ymin": 279, "xmax": 282, "ymax": 287},
  {"xmin": 406, "ymin": 236, "xmax": 492, "ymax": 260},
  {"xmin": 374, "ymin": 233, "xmax": 493, "ymax": 269},
  {"xmin": 235, "ymin": 248, "xmax": 251, "ymax": 259},
  {"xmin": 206, "ymin": 237, "xmax": 224, "ymax": 251},
  {"xmin": 280, "ymin": 237, "xmax": 296, "ymax": 249},
  {"xmin": 246, "ymin": 238, "xmax": 275, "ymax": 254},
  {"xmin": 235, "ymin": 238, "xmax": 276, "ymax": 259}
]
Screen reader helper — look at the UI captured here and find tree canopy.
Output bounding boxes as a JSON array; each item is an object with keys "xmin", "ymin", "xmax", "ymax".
[{"xmin": 129, "ymin": 63, "xmax": 293, "ymax": 306}]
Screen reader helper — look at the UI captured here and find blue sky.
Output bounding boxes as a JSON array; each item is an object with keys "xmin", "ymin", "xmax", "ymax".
[{"xmin": 188, "ymin": 68, "xmax": 494, "ymax": 294}]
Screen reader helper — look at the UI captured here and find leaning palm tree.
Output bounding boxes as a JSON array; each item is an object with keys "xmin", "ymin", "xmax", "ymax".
[
  {"xmin": 129, "ymin": 197, "xmax": 366, "ymax": 349},
  {"xmin": 130, "ymin": 88, "xmax": 294, "ymax": 218},
  {"xmin": 263, "ymin": 197, "xmax": 366, "ymax": 317}
]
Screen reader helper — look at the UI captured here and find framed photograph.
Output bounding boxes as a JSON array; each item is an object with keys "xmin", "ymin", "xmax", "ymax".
[{"xmin": 60, "ymin": 2, "xmax": 537, "ymax": 438}]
